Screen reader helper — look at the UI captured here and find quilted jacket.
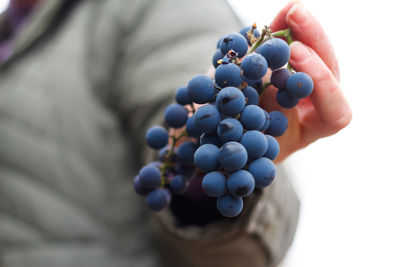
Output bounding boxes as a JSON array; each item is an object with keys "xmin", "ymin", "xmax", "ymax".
[{"xmin": 0, "ymin": 0, "xmax": 300, "ymax": 266}]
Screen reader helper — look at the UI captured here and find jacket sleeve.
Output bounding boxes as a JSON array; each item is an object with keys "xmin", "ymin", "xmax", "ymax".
[{"xmin": 110, "ymin": 0, "xmax": 301, "ymax": 266}]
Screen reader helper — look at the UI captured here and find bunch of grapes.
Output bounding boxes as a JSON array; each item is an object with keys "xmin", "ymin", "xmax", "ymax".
[{"xmin": 133, "ymin": 24, "xmax": 313, "ymax": 217}]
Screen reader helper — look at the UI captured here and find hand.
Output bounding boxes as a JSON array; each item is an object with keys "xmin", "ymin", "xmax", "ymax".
[{"xmin": 259, "ymin": 2, "xmax": 352, "ymax": 163}]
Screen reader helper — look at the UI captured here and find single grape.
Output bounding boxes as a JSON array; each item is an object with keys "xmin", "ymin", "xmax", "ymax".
[
  {"xmin": 194, "ymin": 104, "xmax": 221, "ymax": 133},
  {"xmin": 263, "ymin": 135, "xmax": 280, "ymax": 160},
  {"xmin": 133, "ymin": 175, "xmax": 152, "ymax": 196},
  {"xmin": 240, "ymin": 130, "xmax": 268, "ymax": 160},
  {"xmin": 177, "ymin": 141, "xmax": 198, "ymax": 167},
  {"xmin": 239, "ymin": 26, "xmax": 260, "ymax": 45},
  {"xmin": 219, "ymin": 33, "xmax": 248, "ymax": 58},
  {"xmin": 138, "ymin": 165, "xmax": 161, "ymax": 189},
  {"xmin": 276, "ymin": 90, "xmax": 299, "ymax": 108},
  {"xmin": 212, "ymin": 49, "xmax": 224, "ymax": 68},
  {"xmin": 202, "ymin": 171, "xmax": 227, "ymax": 197},
  {"xmin": 248, "ymin": 157, "xmax": 276, "ymax": 187},
  {"xmin": 217, "ymin": 193, "xmax": 243, "ymax": 217},
  {"xmin": 286, "ymin": 72, "xmax": 314, "ymax": 98},
  {"xmin": 145, "ymin": 126, "xmax": 169, "ymax": 150},
  {"xmin": 146, "ymin": 188, "xmax": 171, "ymax": 211},
  {"xmin": 265, "ymin": 111, "xmax": 288, "ymax": 137},
  {"xmin": 186, "ymin": 116, "xmax": 203, "ymax": 138},
  {"xmin": 256, "ymin": 38, "xmax": 290, "ymax": 69},
  {"xmin": 227, "ymin": 170, "xmax": 255, "ymax": 197},
  {"xmin": 199, "ymin": 132, "xmax": 222, "ymax": 147},
  {"xmin": 241, "ymin": 53, "xmax": 268, "ymax": 80},
  {"xmin": 175, "ymin": 86, "xmax": 192, "ymax": 105},
  {"xmin": 170, "ymin": 175, "xmax": 189, "ymax": 194},
  {"xmin": 259, "ymin": 110, "xmax": 271, "ymax": 132},
  {"xmin": 270, "ymin": 68, "xmax": 291, "ymax": 90},
  {"xmin": 186, "ymin": 75, "xmax": 215, "ymax": 104},
  {"xmin": 194, "ymin": 144, "xmax": 220, "ymax": 173},
  {"xmin": 242, "ymin": 86, "xmax": 259, "ymax": 106},
  {"xmin": 239, "ymin": 105, "xmax": 265, "ymax": 130},
  {"xmin": 216, "ymin": 86, "xmax": 245, "ymax": 116},
  {"xmin": 164, "ymin": 104, "xmax": 188, "ymax": 128},
  {"xmin": 215, "ymin": 63, "xmax": 242, "ymax": 88},
  {"xmin": 218, "ymin": 141, "xmax": 248, "ymax": 172},
  {"xmin": 217, "ymin": 118, "xmax": 243, "ymax": 143}
]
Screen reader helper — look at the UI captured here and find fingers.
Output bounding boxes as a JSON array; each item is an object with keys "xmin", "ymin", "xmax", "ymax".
[
  {"xmin": 289, "ymin": 41, "xmax": 352, "ymax": 133},
  {"xmin": 286, "ymin": 4, "xmax": 340, "ymax": 80},
  {"xmin": 270, "ymin": 1, "xmax": 298, "ymax": 31}
]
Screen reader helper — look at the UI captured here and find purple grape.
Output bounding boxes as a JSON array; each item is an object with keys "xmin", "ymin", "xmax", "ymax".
[
  {"xmin": 194, "ymin": 104, "xmax": 221, "ymax": 133},
  {"xmin": 146, "ymin": 188, "xmax": 171, "ymax": 211},
  {"xmin": 239, "ymin": 105, "xmax": 265, "ymax": 130},
  {"xmin": 263, "ymin": 135, "xmax": 280, "ymax": 160},
  {"xmin": 219, "ymin": 33, "xmax": 248, "ymax": 58},
  {"xmin": 217, "ymin": 118, "xmax": 243, "ymax": 143},
  {"xmin": 256, "ymin": 38, "xmax": 290, "ymax": 69},
  {"xmin": 248, "ymin": 157, "xmax": 276, "ymax": 187},
  {"xmin": 216, "ymin": 86, "xmax": 245, "ymax": 116},
  {"xmin": 265, "ymin": 111, "xmax": 288, "ymax": 137},
  {"xmin": 218, "ymin": 141, "xmax": 248, "ymax": 172},
  {"xmin": 240, "ymin": 130, "xmax": 268, "ymax": 160},
  {"xmin": 276, "ymin": 90, "xmax": 299, "ymax": 108},
  {"xmin": 217, "ymin": 193, "xmax": 243, "ymax": 217},
  {"xmin": 164, "ymin": 104, "xmax": 188, "ymax": 128},
  {"xmin": 186, "ymin": 75, "xmax": 215, "ymax": 104},
  {"xmin": 138, "ymin": 165, "xmax": 161, "ymax": 190},
  {"xmin": 145, "ymin": 126, "xmax": 169, "ymax": 150},
  {"xmin": 194, "ymin": 144, "xmax": 220, "ymax": 173},
  {"xmin": 271, "ymin": 68, "xmax": 291, "ymax": 90},
  {"xmin": 242, "ymin": 86, "xmax": 259, "ymax": 106},
  {"xmin": 175, "ymin": 86, "xmax": 192, "ymax": 105}
]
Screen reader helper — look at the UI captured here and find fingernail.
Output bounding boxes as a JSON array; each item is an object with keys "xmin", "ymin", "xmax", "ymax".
[
  {"xmin": 290, "ymin": 41, "xmax": 311, "ymax": 62},
  {"xmin": 287, "ymin": 4, "xmax": 307, "ymax": 24}
]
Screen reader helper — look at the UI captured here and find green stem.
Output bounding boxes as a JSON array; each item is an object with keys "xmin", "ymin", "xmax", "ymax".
[{"xmin": 246, "ymin": 26, "xmax": 269, "ymax": 55}]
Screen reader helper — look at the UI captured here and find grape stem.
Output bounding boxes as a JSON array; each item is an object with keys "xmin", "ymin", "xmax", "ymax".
[{"xmin": 160, "ymin": 129, "xmax": 187, "ymax": 187}]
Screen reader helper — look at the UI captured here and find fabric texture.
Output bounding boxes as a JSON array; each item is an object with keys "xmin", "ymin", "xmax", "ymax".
[{"xmin": 0, "ymin": 0, "xmax": 300, "ymax": 266}]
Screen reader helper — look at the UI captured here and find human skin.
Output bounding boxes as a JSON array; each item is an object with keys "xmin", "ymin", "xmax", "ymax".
[{"xmin": 259, "ymin": 2, "xmax": 352, "ymax": 163}]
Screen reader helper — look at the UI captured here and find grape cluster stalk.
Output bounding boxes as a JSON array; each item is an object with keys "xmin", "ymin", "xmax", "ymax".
[{"xmin": 134, "ymin": 24, "xmax": 314, "ymax": 217}]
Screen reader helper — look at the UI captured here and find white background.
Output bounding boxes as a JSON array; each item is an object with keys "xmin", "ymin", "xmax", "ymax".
[
  {"xmin": 228, "ymin": 0, "xmax": 400, "ymax": 266},
  {"xmin": 1, "ymin": 0, "xmax": 399, "ymax": 266}
]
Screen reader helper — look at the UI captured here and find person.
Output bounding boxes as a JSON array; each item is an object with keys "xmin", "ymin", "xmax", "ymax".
[{"xmin": 0, "ymin": 0, "xmax": 351, "ymax": 266}]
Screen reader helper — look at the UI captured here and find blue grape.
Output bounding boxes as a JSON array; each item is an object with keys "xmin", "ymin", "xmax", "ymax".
[
  {"xmin": 186, "ymin": 116, "xmax": 203, "ymax": 138},
  {"xmin": 240, "ymin": 130, "xmax": 268, "ymax": 160},
  {"xmin": 286, "ymin": 72, "xmax": 314, "ymax": 98},
  {"xmin": 263, "ymin": 135, "xmax": 280, "ymax": 160},
  {"xmin": 271, "ymin": 68, "xmax": 291, "ymax": 90},
  {"xmin": 199, "ymin": 132, "xmax": 222, "ymax": 147},
  {"xmin": 239, "ymin": 26, "xmax": 260, "ymax": 45},
  {"xmin": 248, "ymin": 157, "xmax": 276, "ymax": 187},
  {"xmin": 186, "ymin": 75, "xmax": 215, "ymax": 104},
  {"xmin": 256, "ymin": 38, "xmax": 290, "ymax": 69},
  {"xmin": 202, "ymin": 171, "xmax": 227, "ymax": 197},
  {"xmin": 170, "ymin": 175, "xmax": 189, "ymax": 194},
  {"xmin": 175, "ymin": 86, "xmax": 192, "ymax": 105},
  {"xmin": 219, "ymin": 33, "xmax": 248, "ymax": 58},
  {"xmin": 175, "ymin": 163, "xmax": 195, "ymax": 178},
  {"xmin": 241, "ymin": 53, "xmax": 268, "ymax": 80},
  {"xmin": 194, "ymin": 104, "xmax": 221, "ymax": 133},
  {"xmin": 276, "ymin": 90, "xmax": 299, "ymax": 108},
  {"xmin": 138, "ymin": 165, "xmax": 161, "ymax": 189},
  {"xmin": 217, "ymin": 118, "xmax": 243, "ymax": 143},
  {"xmin": 227, "ymin": 170, "xmax": 255, "ymax": 197},
  {"xmin": 146, "ymin": 188, "xmax": 171, "ymax": 211},
  {"xmin": 218, "ymin": 141, "xmax": 248, "ymax": 172},
  {"xmin": 194, "ymin": 144, "xmax": 220, "ymax": 173},
  {"xmin": 216, "ymin": 86, "xmax": 245, "ymax": 116},
  {"xmin": 242, "ymin": 75, "xmax": 262, "ymax": 92},
  {"xmin": 145, "ymin": 126, "xmax": 169, "ymax": 150},
  {"xmin": 215, "ymin": 63, "xmax": 242, "ymax": 88},
  {"xmin": 212, "ymin": 50, "xmax": 224, "ymax": 68},
  {"xmin": 239, "ymin": 105, "xmax": 265, "ymax": 130},
  {"xmin": 217, "ymin": 193, "xmax": 243, "ymax": 217},
  {"xmin": 265, "ymin": 111, "xmax": 288, "ymax": 137},
  {"xmin": 133, "ymin": 175, "xmax": 152, "ymax": 196},
  {"xmin": 242, "ymin": 86, "xmax": 259, "ymax": 106},
  {"xmin": 164, "ymin": 104, "xmax": 188, "ymax": 128},
  {"xmin": 259, "ymin": 110, "xmax": 271, "ymax": 131},
  {"xmin": 177, "ymin": 141, "xmax": 198, "ymax": 166}
]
